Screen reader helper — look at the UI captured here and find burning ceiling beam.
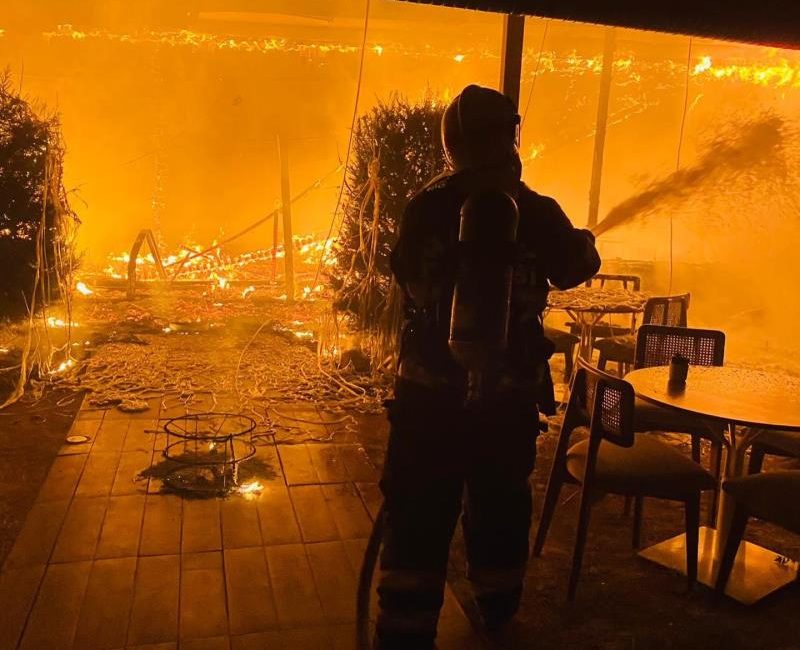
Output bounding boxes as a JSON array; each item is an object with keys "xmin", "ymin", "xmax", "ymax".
[{"xmin": 394, "ymin": 0, "xmax": 800, "ymax": 49}]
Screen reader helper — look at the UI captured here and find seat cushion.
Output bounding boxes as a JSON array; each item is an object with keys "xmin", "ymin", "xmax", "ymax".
[
  {"xmin": 566, "ymin": 436, "xmax": 716, "ymax": 499},
  {"xmin": 592, "ymin": 335, "xmax": 635, "ymax": 362},
  {"xmin": 751, "ymin": 429, "xmax": 800, "ymax": 459},
  {"xmin": 723, "ymin": 471, "xmax": 800, "ymax": 534},
  {"xmin": 633, "ymin": 398, "xmax": 716, "ymax": 437}
]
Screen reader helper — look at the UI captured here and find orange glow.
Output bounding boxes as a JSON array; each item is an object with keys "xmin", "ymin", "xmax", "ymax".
[
  {"xmin": 75, "ymin": 281, "xmax": 93, "ymax": 296},
  {"xmin": 51, "ymin": 358, "xmax": 76, "ymax": 374},
  {"xmin": 47, "ymin": 317, "xmax": 80, "ymax": 329},
  {"xmin": 690, "ymin": 52, "xmax": 800, "ymax": 88}
]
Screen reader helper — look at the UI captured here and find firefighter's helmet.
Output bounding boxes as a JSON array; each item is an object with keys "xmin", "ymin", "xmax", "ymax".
[{"xmin": 442, "ymin": 85, "xmax": 520, "ymax": 170}]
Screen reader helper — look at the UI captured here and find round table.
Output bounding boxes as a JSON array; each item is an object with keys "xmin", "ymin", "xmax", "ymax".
[
  {"xmin": 548, "ymin": 286, "xmax": 648, "ymax": 360},
  {"xmin": 626, "ymin": 365, "xmax": 800, "ymax": 602}
]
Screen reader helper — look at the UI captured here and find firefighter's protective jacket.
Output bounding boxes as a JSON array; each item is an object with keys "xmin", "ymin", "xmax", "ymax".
[{"xmin": 391, "ymin": 169, "xmax": 601, "ymax": 411}]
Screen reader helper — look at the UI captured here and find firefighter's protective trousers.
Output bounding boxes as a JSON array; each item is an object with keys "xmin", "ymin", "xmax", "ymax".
[{"xmin": 375, "ymin": 378, "xmax": 538, "ymax": 648}]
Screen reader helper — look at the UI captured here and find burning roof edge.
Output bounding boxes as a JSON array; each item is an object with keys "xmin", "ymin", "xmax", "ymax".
[{"xmin": 394, "ymin": 0, "xmax": 800, "ymax": 49}]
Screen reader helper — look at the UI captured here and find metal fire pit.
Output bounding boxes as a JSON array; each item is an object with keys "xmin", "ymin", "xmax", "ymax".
[{"xmin": 162, "ymin": 412, "xmax": 257, "ymax": 494}]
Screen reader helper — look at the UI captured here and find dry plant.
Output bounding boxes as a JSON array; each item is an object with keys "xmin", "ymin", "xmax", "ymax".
[{"xmin": 0, "ymin": 71, "xmax": 80, "ymax": 408}]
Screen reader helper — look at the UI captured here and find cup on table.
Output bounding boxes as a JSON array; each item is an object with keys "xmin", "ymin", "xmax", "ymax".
[{"xmin": 668, "ymin": 353, "xmax": 689, "ymax": 388}]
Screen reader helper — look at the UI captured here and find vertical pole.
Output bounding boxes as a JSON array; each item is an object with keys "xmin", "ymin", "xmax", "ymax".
[
  {"xmin": 500, "ymin": 14, "xmax": 525, "ymax": 108},
  {"xmin": 587, "ymin": 27, "xmax": 616, "ymax": 229},
  {"xmin": 272, "ymin": 196, "xmax": 279, "ymax": 281},
  {"xmin": 277, "ymin": 134, "xmax": 295, "ymax": 302}
]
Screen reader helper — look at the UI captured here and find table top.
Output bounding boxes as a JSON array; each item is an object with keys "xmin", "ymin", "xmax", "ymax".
[
  {"xmin": 626, "ymin": 365, "xmax": 800, "ymax": 431},
  {"xmin": 548, "ymin": 286, "xmax": 648, "ymax": 314}
]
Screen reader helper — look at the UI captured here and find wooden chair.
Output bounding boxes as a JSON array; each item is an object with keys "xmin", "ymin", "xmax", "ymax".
[
  {"xmin": 715, "ymin": 470, "xmax": 800, "ymax": 594},
  {"xmin": 544, "ymin": 326, "xmax": 579, "ymax": 381},
  {"xmin": 748, "ymin": 430, "xmax": 800, "ymax": 474},
  {"xmin": 533, "ymin": 357, "xmax": 715, "ymax": 599},
  {"xmin": 630, "ymin": 324, "xmax": 727, "ymax": 531},
  {"xmin": 595, "ymin": 293, "xmax": 691, "ymax": 375}
]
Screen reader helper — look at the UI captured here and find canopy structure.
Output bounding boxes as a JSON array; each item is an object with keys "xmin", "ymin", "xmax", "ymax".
[{"xmin": 395, "ymin": 0, "xmax": 800, "ymax": 49}]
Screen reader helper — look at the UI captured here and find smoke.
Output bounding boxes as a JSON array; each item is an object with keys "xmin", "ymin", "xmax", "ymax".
[{"xmin": 593, "ymin": 112, "xmax": 794, "ymax": 237}]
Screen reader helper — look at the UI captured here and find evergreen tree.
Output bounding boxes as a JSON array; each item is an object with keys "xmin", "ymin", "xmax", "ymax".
[
  {"xmin": 0, "ymin": 72, "xmax": 78, "ymax": 318},
  {"xmin": 330, "ymin": 95, "xmax": 446, "ymax": 332}
]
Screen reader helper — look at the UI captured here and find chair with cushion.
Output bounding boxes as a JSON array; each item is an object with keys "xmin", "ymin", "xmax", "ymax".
[
  {"xmin": 748, "ymin": 429, "xmax": 800, "ymax": 474},
  {"xmin": 533, "ymin": 357, "xmax": 715, "ymax": 599},
  {"xmin": 595, "ymin": 293, "xmax": 690, "ymax": 375},
  {"xmin": 629, "ymin": 324, "xmax": 727, "ymax": 532},
  {"xmin": 544, "ymin": 326, "xmax": 580, "ymax": 381},
  {"xmin": 715, "ymin": 470, "xmax": 800, "ymax": 594}
]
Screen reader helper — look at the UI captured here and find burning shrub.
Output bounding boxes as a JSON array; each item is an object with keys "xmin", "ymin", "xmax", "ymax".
[
  {"xmin": 0, "ymin": 71, "xmax": 79, "ymax": 319},
  {"xmin": 329, "ymin": 95, "xmax": 446, "ymax": 333}
]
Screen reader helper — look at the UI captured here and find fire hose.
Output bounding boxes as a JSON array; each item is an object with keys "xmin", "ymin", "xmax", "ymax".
[{"xmin": 356, "ymin": 190, "xmax": 520, "ymax": 649}]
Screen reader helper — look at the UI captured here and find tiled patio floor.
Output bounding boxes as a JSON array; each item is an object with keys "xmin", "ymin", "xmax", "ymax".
[{"xmin": 0, "ymin": 399, "xmax": 483, "ymax": 650}]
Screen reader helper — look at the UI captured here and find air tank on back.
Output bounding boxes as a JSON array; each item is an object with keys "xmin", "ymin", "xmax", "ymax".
[{"xmin": 448, "ymin": 190, "xmax": 519, "ymax": 403}]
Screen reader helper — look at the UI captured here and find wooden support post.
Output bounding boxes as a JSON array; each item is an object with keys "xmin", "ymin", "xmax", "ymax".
[
  {"xmin": 500, "ymin": 14, "xmax": 525, "ymax": 108},
  {"xmin": 277, "ymin": 134, "xmax": 295, "ymax": 302},
  {"xmin": 272, "ymin": 197, "xmax": 279, "ymax": 281},
  {"xmin": 587, "ymin": 27, "xmax": 617, "ymax": 229}
]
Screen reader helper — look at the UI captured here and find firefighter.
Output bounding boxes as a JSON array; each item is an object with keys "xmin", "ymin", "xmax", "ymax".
[{"xmin": 375, "ymin": 84, "xmax": 601, "ymax": 649}]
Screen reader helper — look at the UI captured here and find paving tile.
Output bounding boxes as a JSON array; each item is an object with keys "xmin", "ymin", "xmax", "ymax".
[
  {"xmin": 322, "ymin": 483, "xmax": 373, "ymax": 540},
  {"xmin": 277, "ymin": 443, "xmax": 318, "ymax": 485},
  {"xmin": 224, "ymin": 547, "xmax": 277, "ymax": 635},
  {"xmin": 342, "ymin": 539, "xmax": 368, "ymax": 577},
  {"xmin": 127, "ymin": 554, "xmax": 180, "ymax": 646},
  {"xmin": 306, "ymin": 541, "xmax": 357, "ymax": 624},
  {"xmin": 105, "ymin": 405, "xmax": 154, "ymax": 420},
  {"xmin": 255, "ymin": 484, "xmax": 302, "ymax": 546},
  {"xmin": 96, "ymin": 495, "xmax": 146, "ymax": 559},
  {"xmin": 272, "ymin": 405, "xmax": 331, "ymax": 438},
  {"xmin": 307, "ymin": 444, "xmax": 348, "ymax": 483},
  {"xmin": 264, "ymin": 544, "xmax": 324, "ymax": 627},
  {"xmin": 0, "ymin": 565, "xmax": 46, "ymax": 650},
  {"xmin": 355, "ymin": 482, "xmax": 383, "ymax": 521},
  {"xmin": 180, "ymin": 551, "xmax": 228, "ymax": 640},
  {"xmin": 18, "ymin": 560, "xmax": 92, "ymax": 650},
  {"xmin": 182, "ymin": 498, "xmax": 222, "ymax": 552},
  {"xmin": 289, "ymin": 486, "xmax": 339, "ymax": 543},
  {"xmin": 73, "ymin": 556, "xmax": 137, "ymax": 650},
  {"xmin": 232, "ymin": 628, "xmax": 333, "ymax": 649},
  {"xmin": 3, "ymin": 499, "xmax": 70, "ymax": 569},
  {"xmin": 93, "ymin": 418, "xmax": 130, "ymax": 453},
  {"xmin": 36, "ymin": 453, "xmax": 87, "ymax": 502},
  {"xmin": 252, "ymin": 444, "xmax": 285, "ymax": 483},
  {"xmin": 181, "ymin": 637, "xmax": 231, "ymax": 650},
  {"xmin": 337, "ymin": 445, "xmax": 377, "ymax": 482},
  {"xmin": 140, "ymin": 495, "xmax": 182, "ymax": 556},
  {"xmin": 72, "ymin": 415, "xmax": 104, "ymax": 433},
  {"xmin": 75, "ymin": 451, "xmax": 122, "ymax": 498},
  {"xmin": 51, "ymin": 497, "xmax": 108, "ymax": 563},
  {"xmin": 221, "ymin": 498, "xmax": 262, "ymax": 548},
  {"xmin": 123, "ymin": 420, "xmax": 157, "ymax": 453},
  {"xmin": 112, "ymin": 450, "xmax": 151, "ymax": 495},
  {"xmin": 342, "ymin": 539, "xmax": 376, "ymax": 618},
  {"xmin": 58, "ymin": 440, "xmax": 94, "ymax": 456}
]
